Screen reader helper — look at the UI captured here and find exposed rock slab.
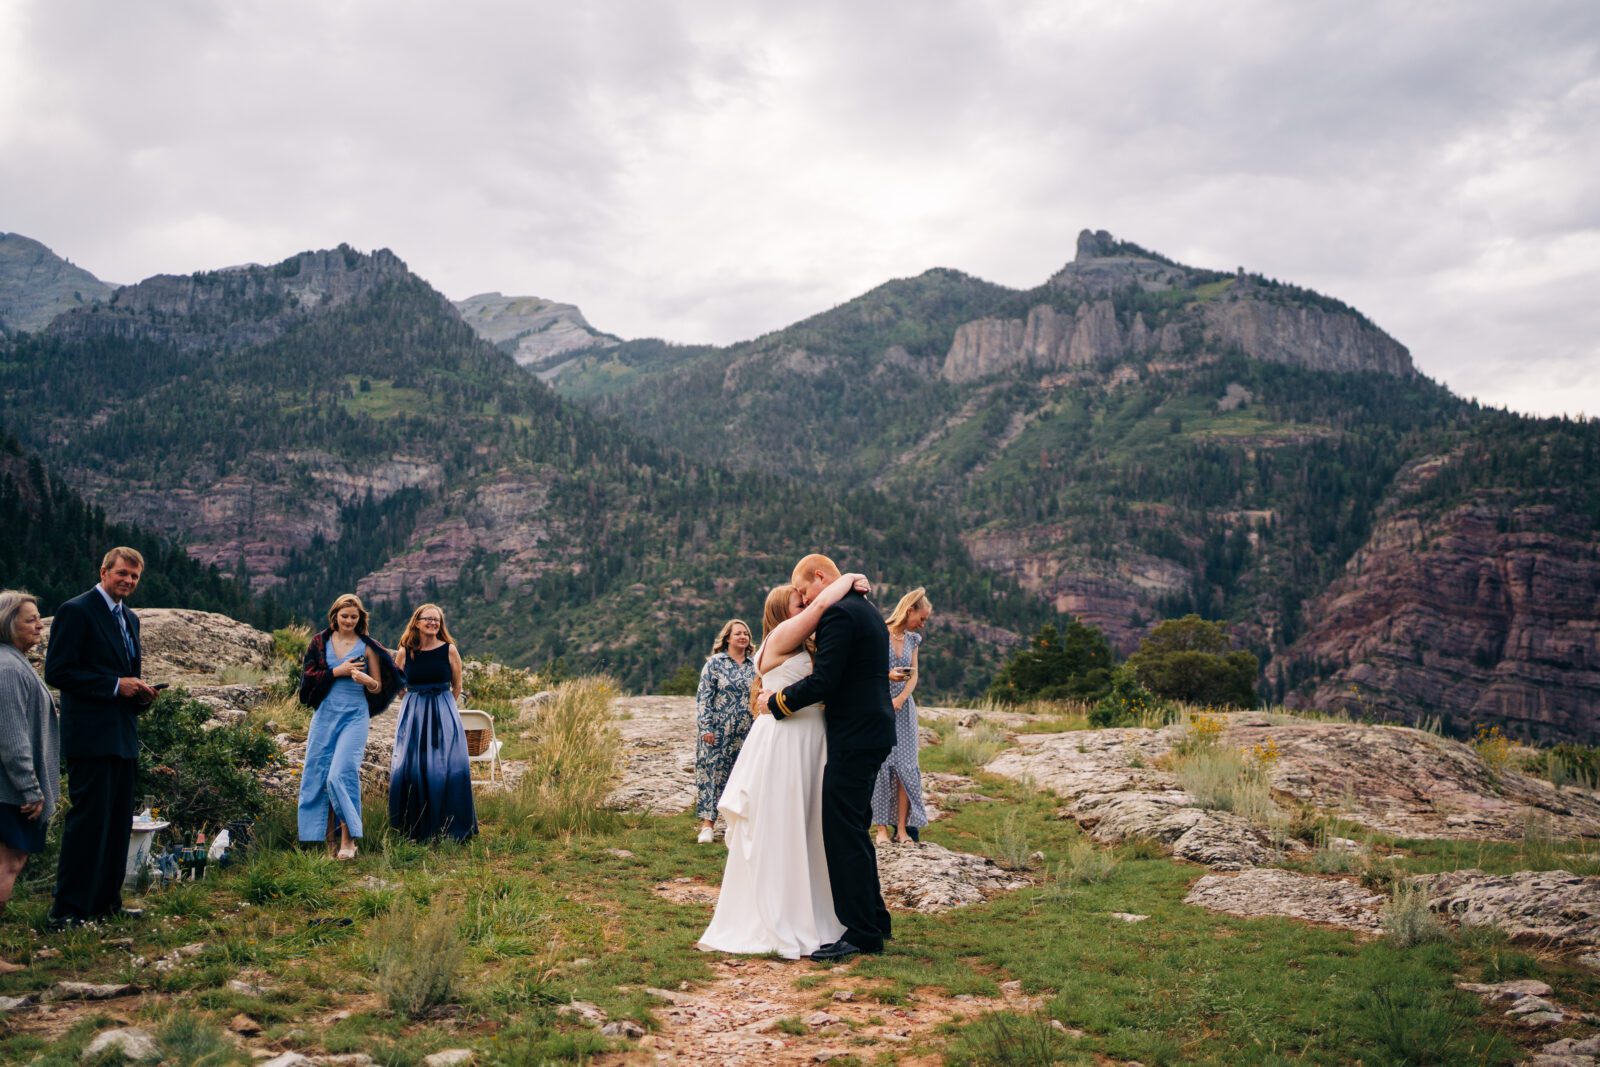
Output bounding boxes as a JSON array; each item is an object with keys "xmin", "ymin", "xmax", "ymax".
[
  {"xmin": 82, "ymin": 1028, "xmax": 159, "ymax": 1061},
  {"xmin": 1072, "ymin": 789, "xmax": 1288, "ymax": 870},
  {"xmin": 1185, "ymin": 869, "xmax": 1385, "ymax": 930},
  {"xmin": 35, "ymin": 607, "xmax": 275, "ymax": 686},
  {"xmin": 987, "ymin": 712, "xmax": 1600, "ymax": 845},
  {"xmin": 875, "ymin": 841, "xmax": 1030, "ymax": 912},
  {"xmin": 606, "ymin": 695, "xmax": 699, "ymax": 814},
  {"xmin": 1418, "ymin": 869, "xmax": 1600, "ymax": 950}
]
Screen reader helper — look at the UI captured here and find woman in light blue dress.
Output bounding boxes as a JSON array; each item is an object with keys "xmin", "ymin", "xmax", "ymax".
[
  {"xmin": 297, "ymin": 594, "xmax": 399, "ymax": 860},
  {"xmin": 872, "ymin": 588, "xmax": 932, "ymax": 845}
]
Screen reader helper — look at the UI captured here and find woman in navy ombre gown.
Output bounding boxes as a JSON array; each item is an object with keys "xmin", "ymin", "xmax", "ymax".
[{"xmin": 389, "ymin": 604, "xmax": 477, "ymax": 842}]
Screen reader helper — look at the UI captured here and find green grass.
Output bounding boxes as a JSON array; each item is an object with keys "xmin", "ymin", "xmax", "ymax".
[{"xmin": 0, "ymin": 719, "xmax": 1569, "ymax": 1065}]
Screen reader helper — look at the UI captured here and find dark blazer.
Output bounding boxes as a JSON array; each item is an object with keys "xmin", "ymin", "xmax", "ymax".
[
  {"xmin": 769, "ymin": 590, "xmax": 895, "ymax": 751},
  {"xmin": 43, "ymin": 587, "xmax": 144, "ymax": 760},
  {"xmin": 297, "ymin": 628, "xmax": 406, "ymax": 716}
]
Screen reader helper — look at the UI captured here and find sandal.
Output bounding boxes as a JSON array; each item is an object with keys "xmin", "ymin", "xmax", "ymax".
[{"xmin": 336, "ymin": 844, "xmax": 357, "ymax": 861}]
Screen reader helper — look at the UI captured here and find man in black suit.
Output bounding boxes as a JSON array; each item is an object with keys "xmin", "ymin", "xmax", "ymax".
[
  {"xmin": 44, "ymin": 547, "xmax": 158, "ymax": 925},
  {"xmin": 761, "ymin": 553, "xmax": 895, "ymax": 960}
]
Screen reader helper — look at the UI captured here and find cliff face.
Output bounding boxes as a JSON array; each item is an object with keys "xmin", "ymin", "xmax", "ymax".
[
  {"xmin": 47, "ymin": 246, "xmax": 411, "ymax": 351},
  {"xmin": 1201, "ymin": 298, "xmax": 1413, "ymax": 376},
  {"xmin": 940, "ymin": 229, "xmax": 1413, "ymax": 384},
  {"xmin": 453, "ymin": 292, "xmax": 618, "ymax": 370},
  {"xmin": 1280, "ymin": 496, "xmax": 1600, "ymax": 743},
  {"xmin": 964, "ymin": 523, "xmax": 1192, "ymax": 654},
  {"xmin": 0, "ymin": 232, "xmax": 117, "ymax": 333}
]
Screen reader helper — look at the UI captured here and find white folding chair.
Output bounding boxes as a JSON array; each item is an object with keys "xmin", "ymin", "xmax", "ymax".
[{"xmin": 458, "ymin": 709, "xmax": 503, "ymax": 783}]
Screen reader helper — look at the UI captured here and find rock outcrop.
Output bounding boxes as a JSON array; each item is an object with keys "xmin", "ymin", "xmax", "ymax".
[
  {"xmin": 939, "ymin": 229, "xmax": 1413, "ymax": 383},
  {"xmin": 0, "ymin": 232, "xmax": 117, "ymax": 334},
  {"xmin": 453, "ymin": 292, "xmax": 618, "ymax": 369},
  {"xmin": 46, "ymin": 245, "xmax": 411, "ymax": 352},
  {"xmin": 986, "ymin": 713, "xmax": 1600, "ymax": 851},
  {"xmin": 962, "ymin": 527, "xmax": 1191, "ymax": 653},
  {"xmin": 1184, "ymin": 869, "xmax": 1386, "ymax": 931},
  {"xmin": 1419, "ymin": 869, "xmax": 1600, "ymax": 951},
  {"xmin": 1280, "ymin": 493, "xmax": 1600, "ymax": 743}
]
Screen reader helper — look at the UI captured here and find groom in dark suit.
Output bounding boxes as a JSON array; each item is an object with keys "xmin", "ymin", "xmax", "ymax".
[
  {"xmin": 761, "ymin": 553, "xmax": 895, "ymax": 960},
  {"xmin": 44, "ymin": 547, "xmax": 158, "ymax": 925}
]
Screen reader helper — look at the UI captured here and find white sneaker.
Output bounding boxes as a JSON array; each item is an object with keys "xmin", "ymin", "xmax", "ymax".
[{"xmin": 697, "ymin": 825, "xmax": 715, "ymax": 844}]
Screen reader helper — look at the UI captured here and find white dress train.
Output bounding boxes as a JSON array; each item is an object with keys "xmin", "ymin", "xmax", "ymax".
[{"xmin": 697, "ymin": 650, "xmax": 845, "ymax": 959}]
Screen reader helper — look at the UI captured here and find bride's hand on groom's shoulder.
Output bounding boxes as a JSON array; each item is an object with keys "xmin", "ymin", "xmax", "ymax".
[{"xmin": 847, "ymin": 573, "xmax": 871, "ymax": 595}]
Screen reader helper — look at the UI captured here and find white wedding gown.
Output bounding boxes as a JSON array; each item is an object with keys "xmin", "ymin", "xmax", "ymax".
[{"xmin": 697, "ymin": 649, "xmax": 845, "ymax": 958}]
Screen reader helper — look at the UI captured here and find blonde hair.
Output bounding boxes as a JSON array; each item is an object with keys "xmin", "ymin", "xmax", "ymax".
[
  {"xmin": 886, "ymin": 587, "xmax": 932, "ymax": 632},
  {"xmin": 711, "ymin": 618, "xmax": 751, "ymax": 656},
  {"xmin": 325, "ymin": 593, "xmax": 370, "ymax": 636},
  {"xmin": 0, "ymin": 590, "xmax": 40, "ymax": 649},
  {"xmin": 399, "ymin": 603, "xmax": 455, "ymax": 652},
  {"xmin": 760, "ymin": 585, "xmax": 794, "ymax": 642},
  {"xmin": 101, "ymin": 546, "xmax": 145, "ymax": 572},
  {"xmin": 790, "ymin": 553, "xmax": 840, "ymax": 589}
]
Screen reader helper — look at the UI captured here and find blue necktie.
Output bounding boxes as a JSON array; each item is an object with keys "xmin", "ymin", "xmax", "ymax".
[{"xmin": 112, "ymin": 603, "xmax": 135, "ymax": 664}]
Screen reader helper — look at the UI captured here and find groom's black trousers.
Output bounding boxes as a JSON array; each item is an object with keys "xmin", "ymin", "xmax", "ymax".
[{"xmin": 821, "ymin": 745, "xmax": 893, "ymax": 952}]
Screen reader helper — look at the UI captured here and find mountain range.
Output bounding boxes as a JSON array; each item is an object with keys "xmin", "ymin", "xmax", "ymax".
[{"xmin": 1, "ymin": 229, "xmax": 1595, "ymax": 740}]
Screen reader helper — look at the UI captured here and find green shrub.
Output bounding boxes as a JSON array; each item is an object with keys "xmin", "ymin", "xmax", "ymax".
[
  {"xmin": 1125, "ymin": 615, "xmax": 1258, "ymax": 708},
  {"xmin": 658, "ymin": 663, "xmax": 701, "ymax": 696},
  {"xmin": 1054, "ymin": 838, "xmax": 1118, "ymax": 886},
  {"xmin": 462, "ymin": 657, "xmax": 541, "ymax": 704},
  {"xmin": 1089, "ymin": 665, "xmax": 1172, "ymax": 728},
  {"xmin": 1383, "ymin": 882, "xmax": 1450, "ymax": 947},
  {"xmin": 370, "ymin": 896, "xmax": 465, "ymax": 1018},
  {"xmin": 984, "ymin": 810, "xmax": 1037, "ymax": 871},
  {"xmin": 987, "ymin": 621, "xmax": 1114, "ymax": 704},
  {"xmin": 155, "ymin": 1010, "xmax": 236, "ymax": 1066},
  {"xmin": 136, "ymin": 690, "xmax": 280, "ymax": 833}
]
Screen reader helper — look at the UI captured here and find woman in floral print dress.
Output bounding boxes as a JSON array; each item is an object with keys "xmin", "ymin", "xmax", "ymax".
[{"xmin": 694, "ymin": 619, "xmax": 756, "ymax": 843}]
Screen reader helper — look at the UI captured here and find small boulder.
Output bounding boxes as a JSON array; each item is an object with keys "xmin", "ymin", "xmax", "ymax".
[
  {"xmin": 558, "ymin": 1000, "xmax": 607, "ymax": 1026},
  {"xmin": 423, "ymin": 1053, "xmax": 476, "ymax": 1067},
  {"xmin": 260, "ymin": 1055, "xmax": 314, "ymax": 1067},
  {"xmin": 229, "ymin": 1013, "xmax": 264, "ymax": 1035},
  {"xmin": 831, "ymin": 989, "xmax": 855, "ymax": 1002},
  {"xmin": 49, "ymin": 981, "xmax": 138, "ymax": 1001},
  {"xmin": 805, "ymin": 1010, "xmax": 840, "ymax": 1028},
  {"xmin": 600, "ymin": 1020, "xmax": 646, "ymax": 1039},
  {"xmin": 82, "ymin": 1028, "xmax": 160, "ymax": 1061}
]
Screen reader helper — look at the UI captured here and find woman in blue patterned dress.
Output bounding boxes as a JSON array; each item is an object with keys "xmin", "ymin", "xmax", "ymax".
[
  {"xmin": 389, "ymin": 604, "xmax": 477, "ymax": 843},
  {"xmin": 694, "ymin": 619, "xmax": 756, "ymax": 843},
  {"xmin": 872, "ymin": 588, "xmax": 933, "ymax": 846}
]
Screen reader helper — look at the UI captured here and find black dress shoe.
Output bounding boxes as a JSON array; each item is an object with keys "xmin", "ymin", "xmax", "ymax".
[
  {"xmin": 45, "ymin": 915, "xmax": 81, "ymax": 931},
  {"xmin": 810, "ymin": 940, "xmax": 876, "ymax": 961},
  {"xmin": 118, "ymin": 908, "xmax": 144, "ymax": 919}
]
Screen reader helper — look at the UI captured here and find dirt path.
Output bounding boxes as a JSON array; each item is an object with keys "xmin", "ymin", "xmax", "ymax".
[{"xmin": 595, "ymin": 955, "xmax": 1045, "ymax": 1066}]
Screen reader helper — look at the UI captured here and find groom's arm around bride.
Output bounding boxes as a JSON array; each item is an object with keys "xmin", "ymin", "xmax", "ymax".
[{"xmin": 764, "ymin": 555, "xmax": 896, "ymax": 957}]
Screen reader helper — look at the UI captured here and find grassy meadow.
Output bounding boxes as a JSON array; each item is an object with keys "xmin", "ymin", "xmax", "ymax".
[{"xmin": 0, "ymin": 684, "xmax": 1592, "ymax": 1065}]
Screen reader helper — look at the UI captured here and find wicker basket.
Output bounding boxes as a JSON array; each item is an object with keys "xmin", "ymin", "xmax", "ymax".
[{"xmin": 465, "ymin": 727, "xmax": 490, "ymax": 757}]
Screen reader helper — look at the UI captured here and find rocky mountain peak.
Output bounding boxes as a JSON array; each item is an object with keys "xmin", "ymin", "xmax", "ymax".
[
  {"xmin": 1075, "ymin": 228, "xmax": 1121, "ymax": 261},
  {"xmin": 0, "ymin": 231, "xmax": 118, "ymax": 334},
  {"xmin": 46, "ymin": 243, "xmax": 419, "ymax": 351},
  {"xmin": 453, "ymin": 291, "xmax": 618, "ymax": 371}
]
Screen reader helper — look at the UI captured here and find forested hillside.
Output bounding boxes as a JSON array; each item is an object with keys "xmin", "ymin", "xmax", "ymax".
[
  {"xmin": 0, "ymin": 432, "xmax": 273, "ymax": 623},
  {"xmin": 0, "ymin": 247, "xmax": 1059, "ymax": 695},
  {"xmin": 525, "ymin": 232, "xmax": 1600, "ymax": 741}
]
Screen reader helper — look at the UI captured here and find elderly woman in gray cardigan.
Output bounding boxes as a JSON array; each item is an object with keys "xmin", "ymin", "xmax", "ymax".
[{"xmin": 0, "ymin": 591, "xmax": 60, "ymax": 943}]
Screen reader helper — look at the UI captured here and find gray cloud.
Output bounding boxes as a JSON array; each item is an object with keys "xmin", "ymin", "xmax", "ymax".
[{"xmin": 2, "ymin": 0, "xmax": 1596, "ymax": 415}]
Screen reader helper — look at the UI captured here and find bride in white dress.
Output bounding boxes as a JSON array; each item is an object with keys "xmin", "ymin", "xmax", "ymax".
[{"xmin": 696, "ymin": 573, "xmax": 868, "ymax": 958}]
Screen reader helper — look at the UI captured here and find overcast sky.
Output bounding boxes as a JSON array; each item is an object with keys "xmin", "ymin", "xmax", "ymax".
[{"xmin": 3, "ymin": 1, "xmax": 1597, "ymax": 417}]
